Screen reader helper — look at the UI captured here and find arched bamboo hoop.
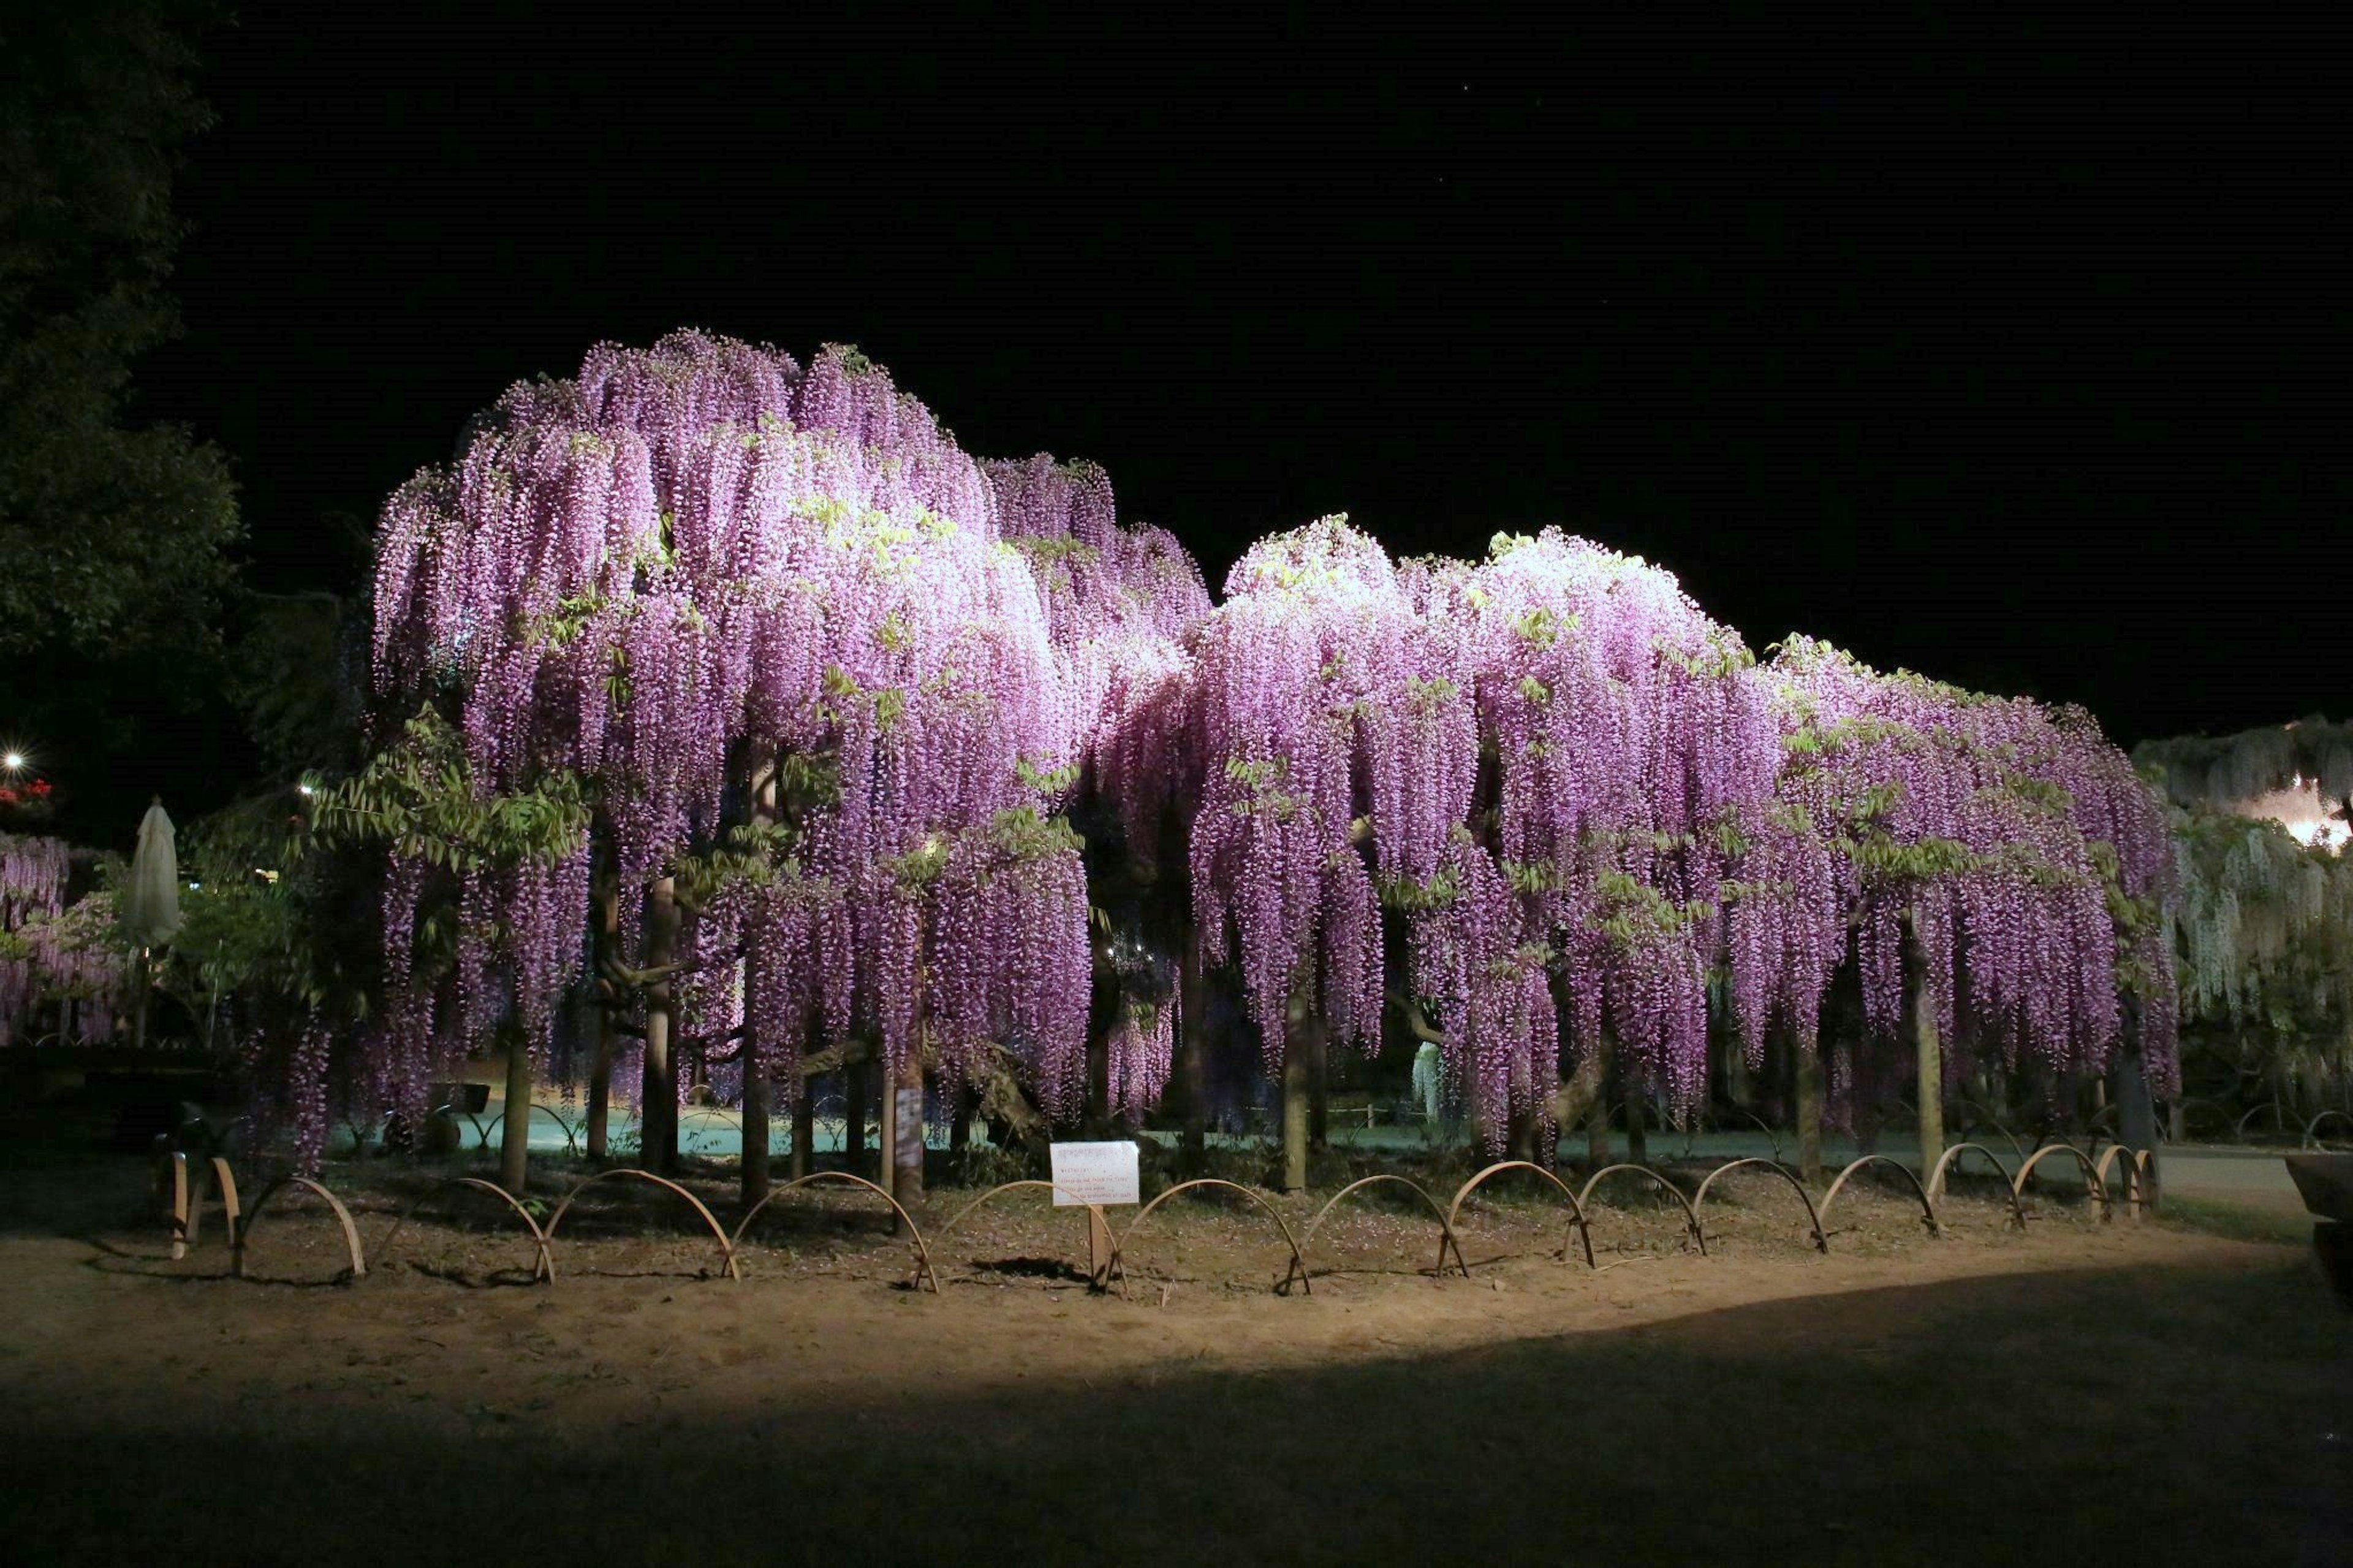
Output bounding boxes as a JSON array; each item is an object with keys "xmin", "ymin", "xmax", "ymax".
[
  {"xmin": 2010, "ymin": 1142, "xmax": 2112, "ymax": 1221},
  {"xmin": 376, "ymin": 1176, "xmax": 554, "ymax": 1282},
  {"xmin": 2092, "ymin": 1144, "xmax": 2156, "ymax": 1219},
  {"xmin": 1691, "ymin": 1158, "xmax": 1829, "ymax": 1254},
  {"xmin": 1445, "ymin": 1162, "xmax": 1597, "ymax": 1270},
  {"xmin": 1925, "ymin": 1143, "xmax": 2029, "ymax": 1229},
  {"xmin": 1301, "ymin": 1174, "xmax": 1470, "ymax": 1279},
  {"xmin": 731, "ymin": 1171, "xmax": 937, "ymax": 1293},
  {"xmin": 1111, "ymin": 1179, "xmax": 1311, "ymax": 1297},
  {"xmin": 1817, "ymin": 1154, "xmax": 1939, "ymax": 1236},
  {"xmin": 1958, "ymin": 1119, "xmax": 2029, "ymax": 1164},
  {"xmin": 545, "ymin": 1168, "xmax": 740, "ymax": 1281},
  {"xmin": 1574, "ymin": 1164, "xmax": 1707, "ymax": 1255},
  {"xmin": 2234, "ymin": 1100, "xmax": 2281, "ymax": 1142},
  {"xmin": 478, "ymin": 1102, "xmax": 583, "ymax": 1158},
  {"xmin": 163, "ymin": 1150, "xmax": 243, "ymax": 1260},
  {"xmin": 2304, "ymin": 1109, "xmax": 2353, "ymax": 1152},
  {"xmin": 234, "ymin": 1173, "xmax": 367, "ymax": 1283}
]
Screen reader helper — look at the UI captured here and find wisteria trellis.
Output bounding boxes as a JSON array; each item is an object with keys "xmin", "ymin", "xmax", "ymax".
[{"xmin": 288, "ymin": 330, "xmax": 2181, "ymax": 1166}]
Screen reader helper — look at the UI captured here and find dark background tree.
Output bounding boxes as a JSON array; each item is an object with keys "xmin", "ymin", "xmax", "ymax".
[{"xmin": 0, "ymin": 1, "xmax": 241, "ymax": 843}]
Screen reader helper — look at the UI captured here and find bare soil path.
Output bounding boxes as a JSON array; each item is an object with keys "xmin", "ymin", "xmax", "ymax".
[{"xmin": 1, "ymin": 1154, "xmax": 2346, "ymax": 1565}]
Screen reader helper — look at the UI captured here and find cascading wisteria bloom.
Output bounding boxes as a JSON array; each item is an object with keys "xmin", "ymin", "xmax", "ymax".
[
  {"xmin": 0, "ymin": 834, "xmax": 126, "ymax": 1047},
  {"xmin": 1411, "ymin": 531, "xmax": 1779, "ymax": 1130},
  {"xmin": 336, "ymin": 325, "xmax": 2180, "ymax": 1159},
  {"xmin": 1757, "ymin": 636, "xmax": 2178, "ymax": 1096},
  {"xmin": 986, "ymin": 455, "xmax": 1213, "ymax": 1108},
  {"xmin": 364, "ymin": 333, "xmax": 1099, "ymax": 1128},
  {"xmin": 1189, "ymin": 517, "xmax": 1404, "ymax": 1067}
]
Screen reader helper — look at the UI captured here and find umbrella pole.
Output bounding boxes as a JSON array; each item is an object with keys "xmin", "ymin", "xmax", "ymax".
[{"xmin": 134, "ymin": 948, "xmax": 150, "ymax": 1052}]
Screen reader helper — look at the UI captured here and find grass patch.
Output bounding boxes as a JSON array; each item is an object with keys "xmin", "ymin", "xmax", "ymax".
[{"xmin": 2157, "ymin": 1194, "xmax": 2316, "ymax": 1246}]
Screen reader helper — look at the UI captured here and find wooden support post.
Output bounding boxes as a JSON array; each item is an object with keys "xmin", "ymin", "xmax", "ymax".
[
  {"xmin": 1282, "ymin": 1052, "xmax": 1310, "ymax": 1194},
  {"xmin": 740, "ymin": 746, "xmax": 779, "ymax": 1209},
  {"xmin": 1796, "ymin": 1044, "xmax": 1825, "ymax": 1186},
  {"xmin": 1913, "ymin": 965, "xmax": 1946, "ymax": 1192},
  {"xmin": 1086, "ymin": 1205, "xmax": 1115, "ymax": 1289},
  {"xmin": 586, "ymin": 881, "xmax": 618, "ymax": 1161},
  {"xmin": 640, "ymin": 875, "xmax": 681, "ymax": 1176},
  {"xmin": 1178, "ymin": 941, "xmax": 1210, "ymax": 1176},
  {"xmin": 498, "ymin": 1028, "xmax": 532, "ymax": 1193}
]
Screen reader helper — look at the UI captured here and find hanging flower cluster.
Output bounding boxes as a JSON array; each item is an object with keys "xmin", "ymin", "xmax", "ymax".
[
  {"xmin": 1189, "ymin": 517, "xmax": 1405, "ymax": 1066},
  {"xmin": 333, "ymin": 328, "xmax": 2180, "ymax": 1157},
  {"xmin": 1757, "ymin": 637, "xmax": 2178, "ymax": 1096},
  {"xmin": 363, "ymin": 333, "xmax": 1096, "ymax": 1129}
]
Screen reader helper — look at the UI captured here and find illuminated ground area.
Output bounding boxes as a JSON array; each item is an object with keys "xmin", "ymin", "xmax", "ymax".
[{"xmin": 0, "ymin": 1151, "xmax": 2346, "ymax": 1565}]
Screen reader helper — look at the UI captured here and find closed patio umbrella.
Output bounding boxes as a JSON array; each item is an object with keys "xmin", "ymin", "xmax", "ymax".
[{"xmin": 122, "ymin": 798, "xmax": 179, "ymax": 1050}]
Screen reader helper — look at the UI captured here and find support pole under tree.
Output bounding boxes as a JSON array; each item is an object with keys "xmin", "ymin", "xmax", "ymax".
[
  {"xmin": 640, "ymin": 875, "xmax": 682, "ymax": 1176},
  {"xmin": 741, "ymin": 1070, "xmax": 770, "ymax": 1203},
  {"xmin": 1308, "ymin": 1024, "xmax": 1329, "ymax": 1152},
  {"xmin": 1913, "ymin": 964, "xmax": 1946, "ymax": 1192},
  {"xmin": 586, "ymin": 881, "xmax": 618, "ymax": 1161},
  {"xmin": 585, "ymin": 1017, "xmax": 614, "ymax": 1161},
  {"xmin": 499, "ymin": 1027, "xmax": 532, "ymax": 1192},
  {"xmin": 1282, "ymin": 1051, "xmax": 1311, "ymax": 1193},
  {"xmin": 739, "ymin": 748, "xmax": 779, "ymax": 1210},
  {"xmin": 1177, "ymin": 941, "xmax": 1209, "ymax": 1176},
  {"xmin": 1795, "ymin": 1042, "xmax": 1825, "ymax": 1185},
  {"xmin": 1280, "ymin": 988, "xmax": 1317, "ymax": 1193}
]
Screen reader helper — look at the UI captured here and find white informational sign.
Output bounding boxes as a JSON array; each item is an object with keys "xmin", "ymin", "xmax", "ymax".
[{"xmin": 1048, "ymin": 1140, "xmax": 1141, "ymax": 1207}]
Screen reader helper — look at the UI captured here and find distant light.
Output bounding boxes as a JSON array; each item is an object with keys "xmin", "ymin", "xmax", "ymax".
[
  {"xmin": 297, "ymin": 782, "xmax": 316, "ymax": 796},
  {"xmin": 187, "ymin": 882, "xmax": 200, "ymax": 891},
  {"xmin": 1, "ymin": 753, "xmax": 21, "ymax": 770}
]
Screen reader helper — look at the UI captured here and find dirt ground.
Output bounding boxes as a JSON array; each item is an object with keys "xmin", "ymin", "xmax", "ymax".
[{"xmin": 2, "ymin": 1153, "xmax": 2349, "ymax": 1566}]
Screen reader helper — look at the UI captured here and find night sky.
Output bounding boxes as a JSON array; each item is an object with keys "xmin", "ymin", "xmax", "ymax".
[{"xmin": 137, "ymin": 9, "xmax": 2347, "ymax": 748}]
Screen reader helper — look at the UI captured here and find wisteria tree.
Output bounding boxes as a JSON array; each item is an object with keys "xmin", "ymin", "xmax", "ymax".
[
  {"xmin": 263, "ymin": 326, "xmax": 2186, "ymax": 1208},
  {"xmin": 986, "ymin": 454, "xmax": 1211, "ymax": 1143},
  {"xmin": 341, "ymin": 334, "xmax": 1099, "ymax": 1199},
  {"xmin": 1743, "ymin": 638, "xmax": 2178, "ymax": 1174}
]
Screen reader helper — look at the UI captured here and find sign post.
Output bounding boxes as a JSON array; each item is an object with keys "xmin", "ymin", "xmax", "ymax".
[{"xmin": 1049, "ymin": 1140, "xmax": 1140, "ymax": 1289}]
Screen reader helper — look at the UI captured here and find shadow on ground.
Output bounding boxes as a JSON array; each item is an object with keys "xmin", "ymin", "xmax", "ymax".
[{"xmin": 3, "ymin": 1248, "xmax": 2347, "ymax": 1566}]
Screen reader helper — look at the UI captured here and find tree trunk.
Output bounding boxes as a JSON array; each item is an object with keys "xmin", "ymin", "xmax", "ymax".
[
  {"xmin": 1178, "ymin": 943, "xmax": 1210, "ymax": 1176},
  {"xmin": 789, "ymin": 1079, "xmax": 814, "ymax": 1180},
  {"xmin": 1795, "ymin": 1043, "xmax": 1825, "ymax": 1185},
  {"xmin": 1281, "ymin": 1050, "xmax": 1311, "ymax": 1192},
  {"xmin": 887, "ymin": 1046, "xmax": 924, "ymax": 1214},
  {"xmin": 498, "ymin": 1029, "xmax": 532, "ymax": 1192},
  {"xmin": 1913, "ymin": 966, "xmax": 1945, "ymax": 1186},
  {"xmin": 586, "ymin": 882, "xmax": 618, "ymax": 1161},
  {"xmin": 639, "ymin": 875, "xmax": 681, "ymax": 1175},
  {"xmin": 1583, "ymin": 1034, "xmax": 1615, "ymax": 1167},
  {"xmin": 1308, "ymin": 1023, "xmax": 1330, "ymax": 1152},
  {"xmin": 740, "ymin": 744, "xmax": 780, "ymax": 1209},
  {"xmin": 740, "ymin": 1069, "xmax": 770, "ymax": 1208}
]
